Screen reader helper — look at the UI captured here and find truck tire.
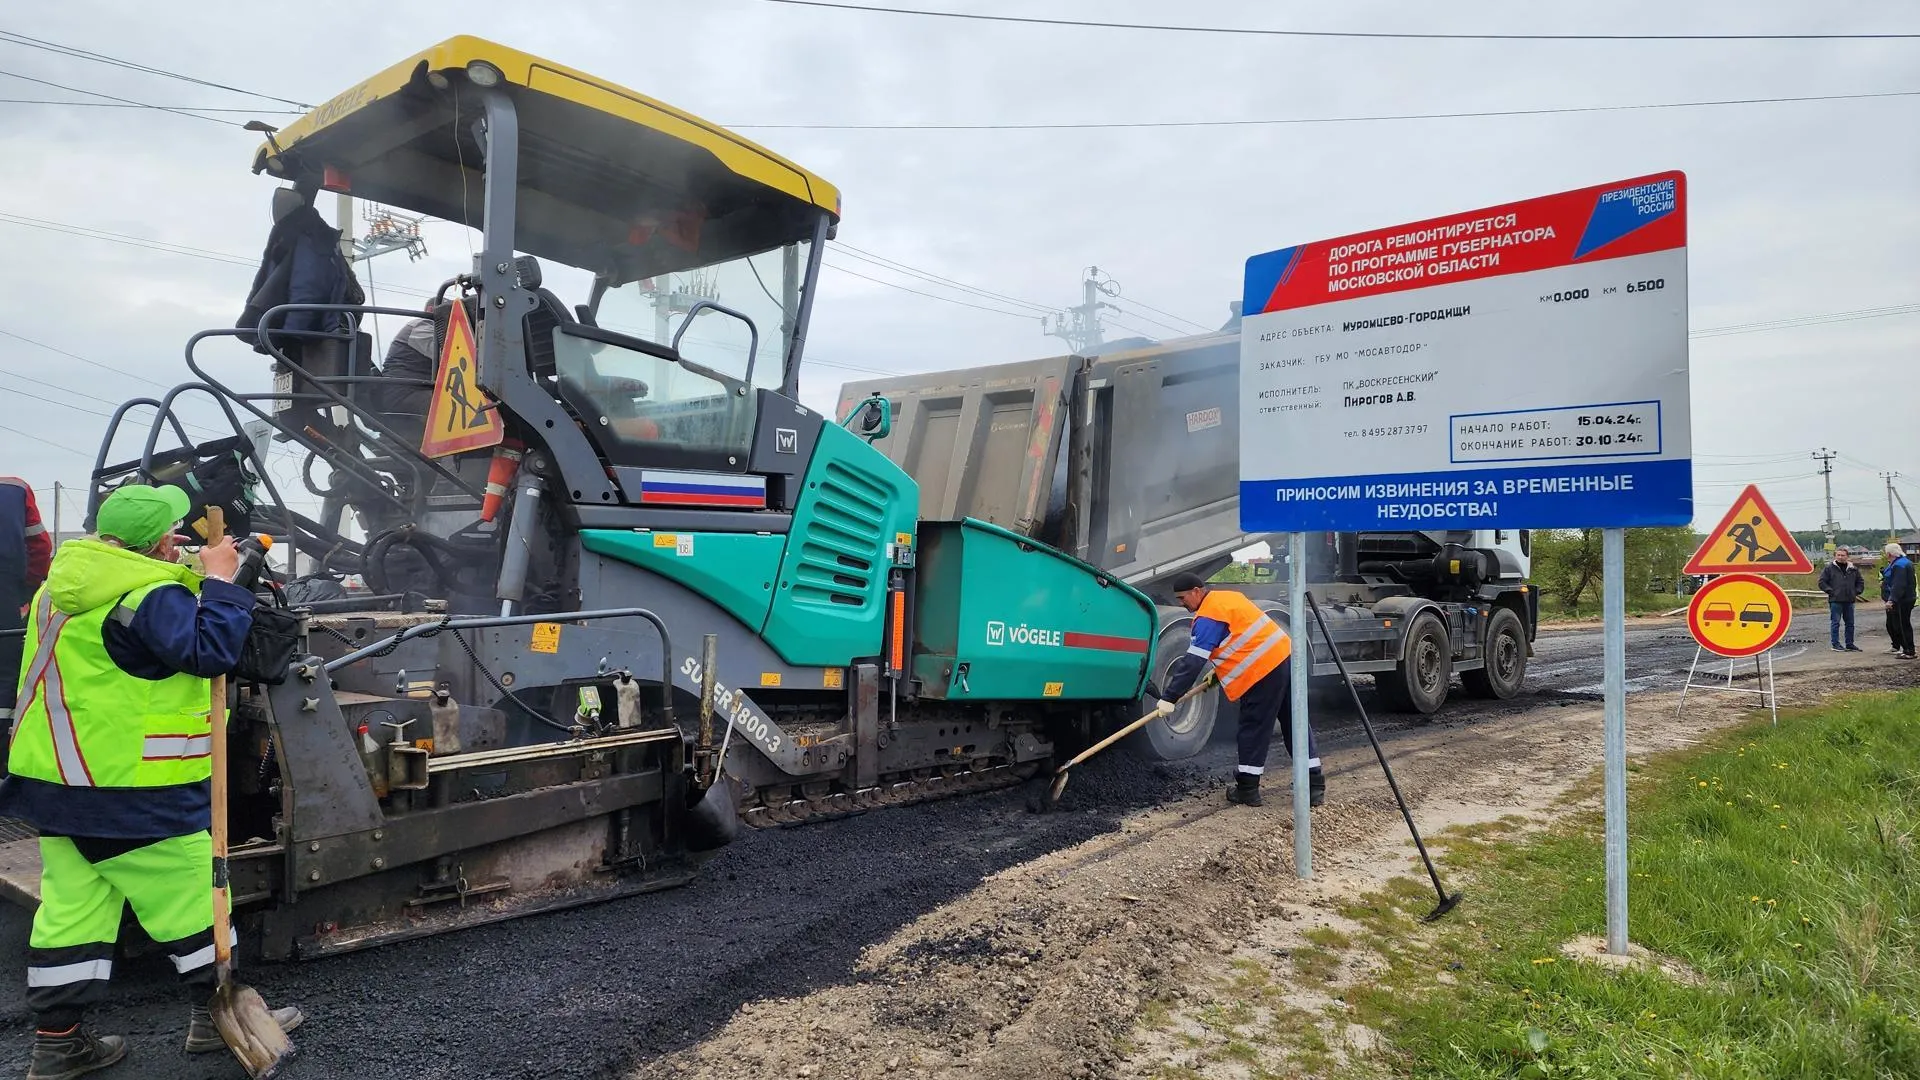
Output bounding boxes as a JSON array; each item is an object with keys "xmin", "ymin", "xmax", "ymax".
[
  {"xmin": 1130, "ymin": 622, "xmax": 1220, "ymax": 760},
  {"xmin": 1377, "ymin": 611, "xmax": 1451, "ymax": 715},
  {"xmin": 1461, "ymin": 607, "xmax": 1528, "ymax": 700}
]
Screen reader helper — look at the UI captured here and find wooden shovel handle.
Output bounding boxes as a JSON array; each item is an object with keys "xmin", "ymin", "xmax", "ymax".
[
  {"xmin": 210, "ymin": 673, "xmax": 233, "ymax": 969},
  {"xmin": 1054, "ymin": 675, "xmax": 1216, "ymax": 775},
  {"xmin": 205, "ymin": 505, "xmax": 233, "ymax": 968}
]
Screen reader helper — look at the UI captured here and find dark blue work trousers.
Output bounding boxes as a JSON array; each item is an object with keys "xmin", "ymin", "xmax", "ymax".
[
  {"xmin": 1830, "ymin": 601, "xmax": 1857, "ymax": 649},
  {"xmin": 1231, "ymin": 658, "xmax": 1318, "ymax": 776}
]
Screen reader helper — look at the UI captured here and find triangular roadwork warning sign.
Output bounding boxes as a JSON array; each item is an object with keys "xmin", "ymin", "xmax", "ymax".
[
  {"xmin": 420, "ymin": 301, "xmax": 505, "ymax": 459},
  {"xmin": 1683, "ymin": 484, "xmax": 1812, "ymax": 575}
]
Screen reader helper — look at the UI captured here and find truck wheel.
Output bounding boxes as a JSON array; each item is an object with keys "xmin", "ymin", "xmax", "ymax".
[
  {"xmin": 1378, "ymin": 611, "xmax": 1451, "ymax": 715},
  {"xmin": 1131, "ymin": 623, "xmax": 1219, "ymax": 760},
  {"xmin": 1461, "ymin": 607, "xmax": 1528, "ymax": 699}
]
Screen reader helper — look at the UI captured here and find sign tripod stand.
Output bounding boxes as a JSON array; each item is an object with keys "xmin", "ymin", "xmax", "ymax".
[
  {"xmin": 1677, "ymin": 645, "xmax": 1779, "ymax": 726},
  {"xmin": 1676, "ymin": 487, "xmax": 1807, "ymax": 728}
]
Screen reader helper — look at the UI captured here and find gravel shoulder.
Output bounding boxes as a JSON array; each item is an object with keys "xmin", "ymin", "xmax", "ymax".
[{"xmin": 632, "ymin": 625, "xmax": 1919, "ymax": 1080}]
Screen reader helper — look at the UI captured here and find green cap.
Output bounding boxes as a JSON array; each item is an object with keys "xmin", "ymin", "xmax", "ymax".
[{"xmin": 96, "ymin": 484, "xmax": 193, "ymax": 549}]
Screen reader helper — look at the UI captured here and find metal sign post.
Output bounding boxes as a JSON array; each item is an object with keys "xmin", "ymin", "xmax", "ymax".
[
  {"xmin": 1602, "ymin": 528, "xmax": 1629, "ymax": 955},
  {"xmin": 1238, "ymin": 171, "xmax": 1693, "ymax": 955},
  {"xmin": 1289, "ymin": 531, "xmax": 1312, "ymax": 878}
]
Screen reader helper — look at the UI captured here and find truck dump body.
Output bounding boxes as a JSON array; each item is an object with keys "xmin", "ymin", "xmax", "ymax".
[{"xmin": 838, "ymin": 333, "xmax": 1270, "ymax": 592}]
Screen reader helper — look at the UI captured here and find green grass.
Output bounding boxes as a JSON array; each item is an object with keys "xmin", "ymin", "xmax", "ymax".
[{"xmin": 1343, "ymin": 689, "xmax": 1920, "ymax": 1079}]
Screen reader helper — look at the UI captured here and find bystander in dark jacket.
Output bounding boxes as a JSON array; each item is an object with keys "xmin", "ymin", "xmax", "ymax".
[
  {"xmin": 1819, "ymin": 548, "xmax": 1866, "ymax": 652},
  {"xmin": 1882, "ymin": 543, "xmax": 1915, "ymax": 659}
]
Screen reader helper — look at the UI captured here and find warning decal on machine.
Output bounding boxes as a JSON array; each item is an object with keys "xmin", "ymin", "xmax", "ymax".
[{"xmin": 420, "ymin": 301, "xmax": 506, "ymax": 459}]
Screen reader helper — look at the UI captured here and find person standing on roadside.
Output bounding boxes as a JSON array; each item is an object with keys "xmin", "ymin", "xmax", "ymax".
[
  {"xmin": 1, "ymin": 476, "xmax": 53, "ymax": 732},
  {"xmin": 1882, "ymin": 542, "xmax": 1915, "ymax": 659},
  {"xmin": 1819, "ymin": 547, "xmax": 1867, "ymax": 652},
  {"xmin": 1, "ymin": 485, "xmax": 302, "ymax": 1077}
]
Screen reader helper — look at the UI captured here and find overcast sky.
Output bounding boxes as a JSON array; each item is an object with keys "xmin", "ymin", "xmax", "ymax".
[{"xmin": 0, "ymin": 0, "xmax": 1914, "ymax": 536}]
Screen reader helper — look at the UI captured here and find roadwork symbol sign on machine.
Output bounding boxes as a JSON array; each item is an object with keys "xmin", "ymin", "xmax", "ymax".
[{"xmin": 421, "ymin": 301, "xmax": 507, "ymax": 459}]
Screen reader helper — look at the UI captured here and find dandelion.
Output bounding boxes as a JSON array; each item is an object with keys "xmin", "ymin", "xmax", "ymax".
[
  {"xmin": 1771, "ymin": 804, "xmax": 1782, "ymax": 810},
  {"xmin": 1780, "ymin": 824, "xmax": 1790, "ymax": 830},
  {"xmin": 1767, "ymin": 899, "xmax": 1778, "ymax": 907},
  {"xmin": 1699, "ymin": 781, "xmax": 1709, "ymax": 788},
  {"xmin": 1790, "ymin": 942, "xmax": 1804, "ymax": 950},
  {"xmin": 1751, "ymin": 895, "xmax": 1762, "ymax": 903},
  {"xmin": 1532, "ymin": 958, "xmax": 1556, "ymax": 966}
]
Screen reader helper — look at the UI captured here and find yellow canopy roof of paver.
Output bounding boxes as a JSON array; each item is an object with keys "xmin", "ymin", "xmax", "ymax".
[{"xmin": 252, "ymin": 36, "xmax": 840, "ymax": 282}]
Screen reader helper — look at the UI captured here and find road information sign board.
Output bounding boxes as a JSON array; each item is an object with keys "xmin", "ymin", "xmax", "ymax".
[
  {"xmin": 421, "ymin": 301, "xmax": 506, "ymax": 459},
  {"xmin": 1687, "ymin": 573, "xmax": 1793, "ymax": 658},
  {"xmin": 1239, "ymin": 171, "xmax": 1690, "ymax": 531},
  {"xmin": 1683, "ymin": 484, "xmax": 1812, "ymax": 575}
]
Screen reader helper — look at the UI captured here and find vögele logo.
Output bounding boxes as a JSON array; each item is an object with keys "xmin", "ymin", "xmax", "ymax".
[{"xmin": 983, "ymin": 621, "xmax": 1063, "ymax": 648}]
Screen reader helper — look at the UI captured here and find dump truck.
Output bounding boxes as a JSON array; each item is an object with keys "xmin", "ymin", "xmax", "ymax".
[
  {"xmin": 0, "ymin": 37, "xmax": 1164, "ymax": 958},
  {"xmin": 835, "ymin": 330, "xmax": 1541, "ymax": 759}
]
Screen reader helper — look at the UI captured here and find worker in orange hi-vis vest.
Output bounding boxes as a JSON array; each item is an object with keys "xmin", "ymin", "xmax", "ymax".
[{"xmin": 1157, "ymin": 572, "xmax": 1323, "ymax": 809}]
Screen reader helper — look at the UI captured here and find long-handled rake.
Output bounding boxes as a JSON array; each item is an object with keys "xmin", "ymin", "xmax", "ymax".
[{"xmin": 1305, "ymin": 593, "xmax": 1460, "ymax": 922}]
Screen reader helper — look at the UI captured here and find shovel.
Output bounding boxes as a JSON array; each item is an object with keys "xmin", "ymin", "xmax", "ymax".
[
  {"xmin": 1028, "ymin": 674, "xmax": 1215, "ymax": 813},
  {"xmin": 203, "ymin": 509, "xmax": 295, "ymax": 1077}
]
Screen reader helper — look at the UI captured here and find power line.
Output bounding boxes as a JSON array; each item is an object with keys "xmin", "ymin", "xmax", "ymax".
[
  {"xmin": 0, "ymin": 212, "xmax": 257, "ymax": 267},
  {"xmin": 0, "ymin": 421, "xmax": 89, "ymax": 459},
  {"xmin": 1690, "ymin": 303, "xmax": 1919, "ymax": 338},
  {"xmin": 1105, "ymin": 300, "xmax": 1204, "ymax": 337},
  {"xmin": 0, "ymin": 29, "xmax": 312, "ymax": 107},
  {"xmin": 730, "ymin": 89, "xmax": 1920, "ymax": 131},
  {"xmin": 0, "ymin": 67, "xmax": 243, "ymax": 127},
  {"xmin": 1110, "ymin": 295, "xmax": 1212, "ymax": 333},
  {"xmin": 0, "ymin": 327, "xmax": 174, "ymax": 393},
  {"xmin": 0, "ymin": 213, "xmax": 440, "ymax": 300},
  {"xmin": 0, "ymin": 378, "xmax": 115, "ymax": 420},
  {"xmin": 750, "ymin": 1, "xmax": 1920, "ymax": 41},
  {"xmin": 829, "ymin": 241, "xmax": 1055, "ymax": 313},
  {"xmin": 0, "ymin": 98, "xmax": 300, "ymax": 114},
  {"xmin": 821, "ymin": 260, "xmax": 1036, "ymax": 318},
  {"xmin": 0, "ymin": 364, "xmax": 137, "ymax": 411}
]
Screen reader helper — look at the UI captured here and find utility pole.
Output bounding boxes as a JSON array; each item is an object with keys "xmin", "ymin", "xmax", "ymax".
[
  {"xmin": 1812, "ymin": 448, "xmax": 1838, "ymax": 553},
  {"xmin": 51, "ymin": 481, "xmax": 60, "ymax": 544},
  {"xmin": 1885, "ymin": 472, "xmax": 1902, "ymax": 541},
  {"xmin": 1043, "ymin": 266, "xmax": 1121, "ymax": 355}
]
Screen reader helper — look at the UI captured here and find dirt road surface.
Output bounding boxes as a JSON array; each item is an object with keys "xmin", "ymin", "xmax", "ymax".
[{"xmin": 0, "ymin": 617, "xmax": 1907, "ymax": 1079}]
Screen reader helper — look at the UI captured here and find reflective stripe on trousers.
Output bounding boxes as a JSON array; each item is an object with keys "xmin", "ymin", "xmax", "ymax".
[
  {"xmin": 169, "ymin": 927, "xmax": 237, "ymax": 974},
  {"xmin": 25, "ymin": 959, "xmax": 111, "ymax": 988}
]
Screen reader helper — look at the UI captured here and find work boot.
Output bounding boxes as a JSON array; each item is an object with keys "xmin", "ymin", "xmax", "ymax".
[
  {"xmin": 1226, "ymin": 773, "xmax": 1262, "ymax": 807},
  {"xmin": 1309, "ymin": 768, "xmax": 1326, "ymax": 808},
  {"xmin": 185, "ymin": 1001, "xmax": 305, "ymax": 1054},
  {"xmin": 26, "ymin": 1025, "xmax": 126, "ymax": 1080}
]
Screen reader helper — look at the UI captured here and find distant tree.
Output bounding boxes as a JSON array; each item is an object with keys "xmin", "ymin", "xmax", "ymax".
[{"xmin": 1531, "ymin": 526, "xmax": 1701, "ymax": 610}]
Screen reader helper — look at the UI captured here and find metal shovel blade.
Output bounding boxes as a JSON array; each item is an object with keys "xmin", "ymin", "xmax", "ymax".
[{"xmin": 212, "ymin": 980, "xmax": 293, "ymax": 1079}]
